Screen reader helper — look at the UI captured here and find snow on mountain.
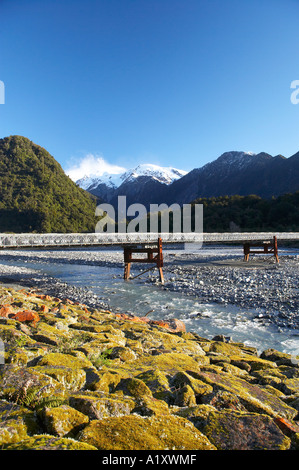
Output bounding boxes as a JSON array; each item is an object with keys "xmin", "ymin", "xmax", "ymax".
[
  {"xmin": 76, "ymin": 163, "xmax": 187, "ymax": 190},
  {"xmin": 120, "ymin": 164, "xmax": 187, "ymax": 185},
  {"xmin": 199, "ymin": 151, "xmax": 258, "ymax": 176}
]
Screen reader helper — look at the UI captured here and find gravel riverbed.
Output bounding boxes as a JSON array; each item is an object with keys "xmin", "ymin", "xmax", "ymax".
[{"xmin": 0, "ymin": 245, "xmax": 298, "ymax": 330}]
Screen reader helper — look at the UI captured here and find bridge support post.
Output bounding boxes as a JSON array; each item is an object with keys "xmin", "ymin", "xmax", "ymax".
[
  {"xmin": 243, "ymin": 236, "xmax": 279, "ymax": 263},
  {"xmin": 123, "ymin": 237, "xmax": 164, "ymax": 283}
]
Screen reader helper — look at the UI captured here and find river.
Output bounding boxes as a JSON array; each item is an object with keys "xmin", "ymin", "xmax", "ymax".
[{"xmin": 1, "ymin": 246, "xmax": 299, "ymax": 356}]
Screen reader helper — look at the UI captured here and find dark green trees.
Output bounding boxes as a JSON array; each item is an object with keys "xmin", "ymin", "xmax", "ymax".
[{"xmin": 0, "ymin": 136, "xmax": 98, "ymax": 233}]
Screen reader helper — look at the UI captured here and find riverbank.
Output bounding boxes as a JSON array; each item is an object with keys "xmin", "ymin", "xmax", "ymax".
[
  {"xmin": 0, "ymin": 283, "xmax": 299, "ymax": 450},
  {"xmin": 0, "ymin": 245, "xmax": 298, "ymax": 330}
]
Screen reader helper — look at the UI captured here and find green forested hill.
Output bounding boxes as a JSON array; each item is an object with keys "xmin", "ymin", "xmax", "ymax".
[
  {"xmin": 0, "ymin": 135, "xmax": 98, "ymax": 233},
  {"xmin": 191, "ymin": 193, "xmax": 299, "ymax": 232}
]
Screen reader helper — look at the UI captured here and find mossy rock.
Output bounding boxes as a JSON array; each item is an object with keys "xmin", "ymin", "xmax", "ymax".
[
  {"xmin": 124, "ymin": 338, "xmax": 144, "ymax": 355},
  {"xmin": 208, "ymin": 341, "xmax": 245, "ymax": 356},
  {"xmin": 30, "ymin": 321, "xmax": 71, "ymax": 346},
  {"xmin": 251, "ymin": 368, "xmax": 285, "ymax": 387},
  {"xmin": 201, "ymin": 409, "xmax": 291, "ymax": 450},
  {"xmin": 174, "ymin": 384, "xmax": 196, "ymax": 407},
  {"xmin": 219, "ymin": 362, "xmax": 249, "ymax": 377},
  {"xmin": 115, "ymin": 377, "xmax": 153, "ymax": 399},
  {"xmin": 33, "ymin": 365, "xmax": 87, "ymax": 391},
  {"xmin": 147, "ymin": 330, "xmax": 205, "ymax": 356},
  {"xmin": 0, "ymin": 399, "xmax": 40, "ymax": 435},
  {"xmin": 37, "ymin": 352, "xmax": 94, "ymax": 370},
  {"xmin": 108, "ymin": 346, "xmax": 137, "ymax": 362},
  {"xmin": 78, "ymin": 414, "xmax": 216, "ymax": 450},
  {"xmin": 170, "ymin": 371, "xmax": 213, "ymax": 398},
  {"xmin": 38, "ymin": 404, "xmax": 89, "ymax": 437},
  {"xmin": 5, "ymin": 347, "xmax": 30, "ymax": 366},
  {"xmin": 69, "ymin": 392, "xmax": 135, "ymax": 420},
  {"xmin": 0, "ymin": 417, "xmax": 29, "ymax": 446},
  {"xmin": 230, "ymin": 354, "xmax": 279, "ymax": 372},
  {"xmin": 195, "ymin": 369, "xmax": 298, "ymax": 420},
  {"xmin": 3, "ymin": 434, "xmax": 97, "ymax": 450},
  {"xmin": 174, "ymin": 404, "xmax": 216, "ymax": 424},
  {"xmin": 281, "ymin": 377, "xmax": 299, "ymax": 395},
  {"xmin": 131, "ymin": 352, "xmax": 202, "ymax": 376},
  {"xmin": 0, "ymin": 324, "xmax": 36, "ymax": 345},
  {"xmin": 135, "ymin": 369, "xmax": 170, "ymax": 394},
  {"xmin": 132, "ymin": 395, "xmax": 170, "ymax": 416},
  {"xmin": 75, "ymin": 339, "xmax": 122, "ymax": 359},
  {"xmin": 201, "ymin": 390, "xmax": 248, "ymax": 412},
  {"xmin": 0, "ymin": 366, "xmax": 66, "ymax": 406},
  {"xmin": 87, "ymin": 369, "xmax": 128, "ymax": 393},
  {"xmin": 261, "ymin": 348, "xmax": 299, "ymax": 367}
]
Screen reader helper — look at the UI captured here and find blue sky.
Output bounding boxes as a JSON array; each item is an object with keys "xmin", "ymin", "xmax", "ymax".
[{"xmin": 1, "ymin": 0, "xmax": 299, "ymax": 180}]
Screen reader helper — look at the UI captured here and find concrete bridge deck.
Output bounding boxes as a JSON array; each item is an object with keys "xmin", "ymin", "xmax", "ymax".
[{"xmin": 0, "ymin": 232, "xmax": 299, "ymax": 249}]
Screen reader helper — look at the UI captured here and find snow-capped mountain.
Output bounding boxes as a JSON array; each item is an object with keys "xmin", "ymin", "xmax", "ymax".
[
  {"xmin": 76, "ymin": 150, "xmax": 299, "ymax": 208},
  {"xmin": 76, "ymin": 164, "xmax": 187, "ymax": 207},
  {"xmin": 120, "ymin": 164, "xmax": 187, "ymax": 185},
  {"xmin": 77, "ymin": 164, "xmax": 187, "ymax": 191}
]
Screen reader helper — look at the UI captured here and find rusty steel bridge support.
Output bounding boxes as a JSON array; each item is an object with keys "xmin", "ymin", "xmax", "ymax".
[
  {"xmin": 243, "ymin": 235, "xmax": 279, "ymax": 263},
  {"xmin": 123, "ymin": 237, "xmax": 164, "ymax": 284}
]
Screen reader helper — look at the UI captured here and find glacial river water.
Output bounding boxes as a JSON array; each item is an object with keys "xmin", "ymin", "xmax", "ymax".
[{"xmin": 2, "ymin": 253, "xmax": 299, "ymax": 357}]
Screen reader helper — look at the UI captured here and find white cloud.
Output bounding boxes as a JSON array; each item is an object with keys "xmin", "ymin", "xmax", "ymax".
[{"xmin": 65, "ymin": 153, "xmax": 126, "ymax": 181}]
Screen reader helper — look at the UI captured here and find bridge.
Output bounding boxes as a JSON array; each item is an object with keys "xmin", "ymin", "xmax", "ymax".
[
  {"xmin": 0, "ymin": 231, "xmax": 299, "ymax": 249},
  {"xmin": 0, "ymin": 232, "xmax": 298, "ymax": 284}
]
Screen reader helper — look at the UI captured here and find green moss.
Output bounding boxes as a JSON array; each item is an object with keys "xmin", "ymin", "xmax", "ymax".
[
  {"xmin": 174, "ymin": 384, "xmax": 196, "ymax": 407},
  {"xmin": 33, "ymin": 365, "xmax": 86, "ymax": 391},
  {"xmin": 132, "ymin": 396, "xmax": 170, "ymax": 416},
  {"xmin": 261, "ymin": 348, "xmax": 299, "ymax": 366},
  {"xmin": 133, "ymin": 352, "xmax": 202, "ymax": 375},
  {"xmin": 171, "ymin": 371, "xmax": 213, "ymax": 398},
  {"xmin": 0, "ymin": 418, "xmax": 29, "ymax": 446},
  {"xmin": 282, "ymin": 377, "xmax": 299, "ymax": 395},
  {"xmin": 37, "ymin": 352, "xmax": 94, "ymax": 370},
  {"xmin": 0, "ymin": 366, "xmax": 66, "ymax": 407},
  {"xmin": 87, "ymin": 370, "xmax": 127, "ymax": 393},
  {"xmin": 38, "ymin": 404, "xmax": 89, "ymax": 437},
  {"xmin": 31, "ymin": 321, "xmax": 70, "ymax": 346},
  {"xmin": 115, "ymin": 377, "xmax": 153, "ymax": 399},
  {"xmin": 2, "ymin": 434, "xmax": 97, "ymax": 450},
  {"xmin": 135, "ymin": 369, "xmax": 170, "ymax": 394},
  {"xmin": 195, "ymin": 369, "xmax": 298, "ymax": 420},
  {"xmin": 201, "ymin": 409, "xmax": 291, "ymax": 450},
  {"xmin": 78, "ymin": 415, "xmax": 216, "ymax": 450},
  {"xmin": 69, "ymin": 393, "xmax": 135, "ymax": 420}
]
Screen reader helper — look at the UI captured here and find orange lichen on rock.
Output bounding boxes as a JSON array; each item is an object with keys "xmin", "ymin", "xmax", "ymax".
[
  {"xmin": 37, "ymin": 294, "xmax": 52, "ymax": 301},
  {"xmin": 0, "ymin": 305, "xmax": 15, "ymax": 317},
  {"xmin": 12, "ymin": 310, "xmax": 40, "ymax": 326},
  {"xmin": 39, "ymin": 305, "xmax": 49, "ymax": 313}
]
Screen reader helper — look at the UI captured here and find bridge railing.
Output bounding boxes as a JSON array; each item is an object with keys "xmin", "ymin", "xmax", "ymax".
[{"xmin": 0, "ymin": 232, "xmax": 299, "ymax": 248}]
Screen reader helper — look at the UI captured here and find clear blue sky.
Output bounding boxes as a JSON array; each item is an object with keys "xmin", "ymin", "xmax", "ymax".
[{"xmin": 1, "ymin": 0, "xmax": 299, "ymax": 179}]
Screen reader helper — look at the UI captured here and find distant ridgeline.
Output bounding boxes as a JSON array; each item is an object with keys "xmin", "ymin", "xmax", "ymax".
[{"xmin": 0, "ymin": 135, "xmax": 99, "ymax": 233}]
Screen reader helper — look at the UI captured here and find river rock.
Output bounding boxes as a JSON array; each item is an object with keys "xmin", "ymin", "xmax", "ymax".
[{"xmin": 0, "ymin": 284, "xmax": 299, "ymax": 450}]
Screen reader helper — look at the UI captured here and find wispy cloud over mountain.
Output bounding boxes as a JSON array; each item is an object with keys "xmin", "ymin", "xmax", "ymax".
[{"xmin": 65, "ymin": 153, "xmax": 126, "ymax": 182}]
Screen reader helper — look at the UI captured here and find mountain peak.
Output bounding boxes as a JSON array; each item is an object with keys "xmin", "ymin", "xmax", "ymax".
[
  {"xmin": 76, "ymin": 163, "xmax": 187, "ymax": 191},
  {"xmin": 120, "ymin": 164, "xmax": 187, "ymax": 185}
]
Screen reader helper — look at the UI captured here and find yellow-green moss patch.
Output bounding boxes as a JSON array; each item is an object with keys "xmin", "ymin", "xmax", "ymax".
[{"xmin": 78, "ymin": 414, "xmax": 216, "ymax": 450}]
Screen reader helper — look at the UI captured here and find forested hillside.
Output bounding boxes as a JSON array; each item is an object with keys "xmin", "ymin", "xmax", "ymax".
[
  {"xmin": 0, "ymin": 136, "xmax": 98, "ymax": 233},
  {"xmin": 192, "ymin": 193, "xmax": 299, "ymax": 232}
]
